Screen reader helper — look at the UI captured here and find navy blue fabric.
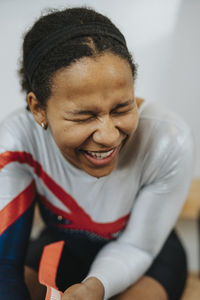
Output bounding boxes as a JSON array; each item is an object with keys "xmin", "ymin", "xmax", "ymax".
[
  {"xmin": 0, "ymin": 203, "xmax": 35, "ymax": 300},
  {"xmin": 0, "ymin": 264, "xmax": 30, "ymax": 300}
]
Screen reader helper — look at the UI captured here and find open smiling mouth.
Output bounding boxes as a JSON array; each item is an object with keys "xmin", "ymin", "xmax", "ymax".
[{"xmin": 80, "ymin": 147, "xmax": 119, "ymax": 166}]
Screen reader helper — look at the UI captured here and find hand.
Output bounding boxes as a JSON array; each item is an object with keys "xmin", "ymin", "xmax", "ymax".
[{"xmin": 61, "ymin": 277, "xmax": 104, "ymax": 300}]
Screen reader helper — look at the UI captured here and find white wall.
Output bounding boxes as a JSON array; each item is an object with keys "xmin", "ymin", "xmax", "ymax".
[{"xmin": 1, "ymin": 0, "xmax": 199, "ymax": 270}]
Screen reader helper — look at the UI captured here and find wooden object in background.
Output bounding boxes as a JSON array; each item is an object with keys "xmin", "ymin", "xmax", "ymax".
[
  {"xmin": 179, "ymin": 179, "xmax": 200, "ymax": 298},
  {"xmin": 181, "ymin": 273, "xmax": 200, "ymax": 300},
  {"xmin": 180, "ymin": 179, "xmax": 200, "ymax": 220}
]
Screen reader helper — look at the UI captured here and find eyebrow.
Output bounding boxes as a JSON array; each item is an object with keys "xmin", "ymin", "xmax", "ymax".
[
  {"xmin": 112, "ymin": 99, "xmax": 134, "ymax": 111},
  {"xmin": 66, "ymin": 99, "xmax": 134, "ymax": 116}
]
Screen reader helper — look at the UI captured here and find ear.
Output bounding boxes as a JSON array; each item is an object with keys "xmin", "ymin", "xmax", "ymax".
[{"xmin": 27, "ymin": 92, "xmax": 47, "ymax": 127}]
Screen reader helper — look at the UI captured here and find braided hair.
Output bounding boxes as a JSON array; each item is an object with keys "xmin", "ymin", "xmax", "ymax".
[{"xmin": 19, "ymin": 7, "xmax": 137, "ymax": 108}]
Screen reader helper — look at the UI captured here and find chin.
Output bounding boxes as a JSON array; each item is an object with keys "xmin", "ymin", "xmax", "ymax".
[{"xmin": 83, "ymin": 162, "xmax": 117, "ymax": 178}]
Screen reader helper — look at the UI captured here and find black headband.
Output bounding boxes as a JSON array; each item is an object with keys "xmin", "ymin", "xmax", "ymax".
[{"xmin": 25, "ymin": 22, "xmax": 127, "ymax": 85}]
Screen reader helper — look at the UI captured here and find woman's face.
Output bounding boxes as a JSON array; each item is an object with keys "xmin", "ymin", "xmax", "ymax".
[{"xmin": 34, "ymin": 53, "xmax": 138, "ymax": 177}]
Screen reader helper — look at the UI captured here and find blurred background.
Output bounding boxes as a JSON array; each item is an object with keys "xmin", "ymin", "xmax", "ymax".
[{"xmin": 0, "ymin": 0, "xmax": 199, "ymax": 274}]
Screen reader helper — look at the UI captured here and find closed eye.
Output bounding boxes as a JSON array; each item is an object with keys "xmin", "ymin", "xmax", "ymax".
[
  {"xmin": 110, "ymin": 100, "xmax": 135, "ymax": 115},
  {"xmin": 111, "ymin": 107, "xmax": 134, "ymax": 116},
  {"xmin": 65, "ymin": 116, "xmax": 96, "ymax": 123}
]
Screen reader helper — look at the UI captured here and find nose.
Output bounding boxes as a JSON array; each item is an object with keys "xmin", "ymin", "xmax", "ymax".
[{"xmin": 92, "ymin": 115, "xmax": 120, "ymax": 147}]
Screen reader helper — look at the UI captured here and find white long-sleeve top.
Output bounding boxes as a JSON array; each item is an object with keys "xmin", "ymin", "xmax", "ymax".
[{"xmin": 0, "ymin": 102, "xmax": 194, "ymax": 299}]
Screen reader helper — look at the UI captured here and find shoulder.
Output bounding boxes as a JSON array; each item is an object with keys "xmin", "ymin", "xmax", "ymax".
[
  {"xmin": 122, "ymin": 102, "xmax": 194, "ymax": 184},
  {"xmin": 138, "ymin": 101, "xmax": 192, "ymax": 150},
  {"xmin": 139, "ymin": 101, "xmax": 190, "ymax": 134},
  {"xmin": 0, "ymin": 107, "xmax": 39, "ymax": 152}
]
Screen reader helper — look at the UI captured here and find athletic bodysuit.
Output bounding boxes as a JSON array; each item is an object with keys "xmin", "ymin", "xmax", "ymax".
[{"xmin": 0, "ymin": 102, "xmax": 193, "ymax": 300}]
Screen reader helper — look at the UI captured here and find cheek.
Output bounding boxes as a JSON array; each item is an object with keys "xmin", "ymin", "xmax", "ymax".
[
  {"xmin": 46, "ymin": 108, "xmax": 91, "ymax": 149},
  {"xmin": 52, "ymin": 123, "xmax": 94, "ymax": 149},
  {"xmin": 117, "ymin": 111, "xmax": 139, "ymax": 135}
]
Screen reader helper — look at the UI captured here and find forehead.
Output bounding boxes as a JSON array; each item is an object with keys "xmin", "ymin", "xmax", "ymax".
[{"xmin": 50, "ymin": 52, "xmax": 134, "ymax": 102}]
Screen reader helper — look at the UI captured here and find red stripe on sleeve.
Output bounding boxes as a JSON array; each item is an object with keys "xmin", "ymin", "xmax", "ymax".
[
  {"xmin": 0, "ymin": 180, "xmax": 36, "ymax": 235},
  {"xmin": 0, "ymin": 151, "xmax": 82, "ymax": 212},
  {"xmin": 0, "ymin": 151, "xmax": 130, "ymax": 239}
]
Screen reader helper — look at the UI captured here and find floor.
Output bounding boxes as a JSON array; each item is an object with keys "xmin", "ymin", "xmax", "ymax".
[{"xmin": 181, "ymin": 273, "xmax": 200, "ymax": 300}]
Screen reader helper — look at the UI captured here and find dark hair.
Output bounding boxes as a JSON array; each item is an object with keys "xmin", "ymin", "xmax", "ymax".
[{"xmin": 19, "ymin": 7, "xmax": 137, "ymax": 108}]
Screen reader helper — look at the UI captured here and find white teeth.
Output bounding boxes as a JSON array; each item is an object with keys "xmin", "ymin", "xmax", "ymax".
[{"xmin": 86, "ymin": 149, "xmax": 114, "ymax": 159}]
